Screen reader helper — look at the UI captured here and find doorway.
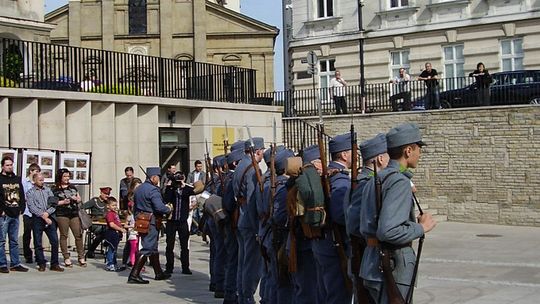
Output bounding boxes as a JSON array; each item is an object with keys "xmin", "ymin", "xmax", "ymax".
[{"xmin": 159, "ymin": 128, "xmax": 189, "ymax": 175}]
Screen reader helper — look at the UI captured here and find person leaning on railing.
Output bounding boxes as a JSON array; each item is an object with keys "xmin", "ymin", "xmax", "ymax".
[
  {"xmin": 389, "ymin": 68, "xmax": 412, "ymax": 112},
  {"xmin": 417, "ymin": 63, "xmax": 440, "ymax": 110},
  {"xmin": 469, "ymin": 62, "xmax": 493, "ymax": 106}
]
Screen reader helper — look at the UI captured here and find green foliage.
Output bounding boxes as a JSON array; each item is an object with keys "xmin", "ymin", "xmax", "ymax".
[
  {"xmin": 2, "ymin": 44, "xmax": 23, "ymax": 82},
  {"xmin": 91, "ymin": 84, "xmax": 139, "ymax": 95},
  {"xmin": 0, "ymin": 76, "xmax": 16, "ymax": 87}
]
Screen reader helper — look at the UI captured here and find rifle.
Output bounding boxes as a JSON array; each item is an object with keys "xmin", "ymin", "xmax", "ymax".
[
  {"xmin": 406, "ymin": 194, "xmax": 425, "ymax": 303},
  {"xmin": 204, "ymin": 139, "xmax": 212, "ymax": 186},
  {"xmin": 269, "ymin": 118, "xmax": 280, "ymax": 278},
  {"xmin": 245, "ymin": 125, "xmax": 264, "ymax": 193},
  {"xmin": 223, "ymin": 121, "xmax": 230, "ymax": 172},
  {"xmin": 316, "ymin": 122, "xmax": 352, "ymax": 293},
  {"xmin": 374, "ymin": 161, "xmax": 405, "ymax": 304}
]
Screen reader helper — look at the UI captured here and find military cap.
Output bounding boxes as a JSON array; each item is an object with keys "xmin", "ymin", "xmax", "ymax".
[
  {"xmin": 231, "ymin": 140, "xmax": 245, "ymax": 152},
  {"xmin": 263, "ymin": 145, "xmax": 286, "ymax": 164},
  {"xmin": 226, "ymin": 149, "xmax": 244, "ymax": 165},
  {"xmin": 360, "ymin": 133, "xmax": 387, "ymax": 161},
  {"xmin": 275, "ymin": 149, "xmax": 295, "ymax": 172},
  {"xmin": 213, "ymin": 155, "xmax": 226, "ymax": 168},
  {"xmin": 146, "ymin": 167, "xmax": 161, "ymax": 177},
  {"xmin": 386, "ymin": 123, "xmax": 426, "ymax": 149},
  {"xmin": 302, "ymin": 144, "xmax": 320, "ymax": 164},
  {"xmin": 244, "ymin": 137, "xmax": 265, "ymax": 150},
  {"xmin": 329, "ymin": 133, "xmax": 353, "ymax": 154}
]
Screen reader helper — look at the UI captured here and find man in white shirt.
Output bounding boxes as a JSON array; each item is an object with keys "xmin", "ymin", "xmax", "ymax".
[
  {"xmin": 329, "ymin": 70, "xmax": 348, "ymax": 115},
  {"xmin": 389, "ymin": 68, "xmax": 412, "ymax": 111},
  {"xmin": 22, "ymin": 163, "xmax": 41, "ymax": 264}
]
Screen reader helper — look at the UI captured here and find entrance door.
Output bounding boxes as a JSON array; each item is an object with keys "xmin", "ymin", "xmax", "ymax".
[{"xmin": 159, "ymin": 128, "xmax": 189, "ymax": 174}]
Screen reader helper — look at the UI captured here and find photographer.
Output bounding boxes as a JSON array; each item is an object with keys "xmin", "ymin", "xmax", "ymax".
[
  {"xmin": 163, "ymin": 171, "xmax": 195, "ymax": 275},
  {"xmin": 160, "ymin": 164, "xmax": 177, "ymax": 195}
]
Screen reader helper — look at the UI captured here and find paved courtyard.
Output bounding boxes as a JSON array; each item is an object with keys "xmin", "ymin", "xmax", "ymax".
[{"xmin": 1, "ymin": 222, "xmax": 539, "ymax": 304}]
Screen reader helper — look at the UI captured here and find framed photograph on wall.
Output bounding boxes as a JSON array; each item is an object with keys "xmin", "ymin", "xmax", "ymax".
[
  {"xmin": 59, "ymin": 153, "xmax": 91, "ymax": 184},
  {"xmin": 0, "ymin": 148, "xmax": 19, "ymax": 175},
  {"xmin": 22, "ymin": 150, "xmax": 56, "ymax": 183}
]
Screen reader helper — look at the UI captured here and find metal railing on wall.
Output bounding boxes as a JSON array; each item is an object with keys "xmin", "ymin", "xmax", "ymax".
[
  {"xmin": 282, "ymin": 118, "xmax": 332, "ymax": 155},
  {"xmin": 0, "ymin": 38, "xmax": 256, "ymax": 103}
]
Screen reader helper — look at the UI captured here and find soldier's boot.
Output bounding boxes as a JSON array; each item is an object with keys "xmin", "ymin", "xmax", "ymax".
[
  {"xmin": 150, "ymin": 253, "xmax": 171, "ymax": 280},
  {"xmin": 127, "ymin": 254, "xmax": 149, "ymax": 284}
]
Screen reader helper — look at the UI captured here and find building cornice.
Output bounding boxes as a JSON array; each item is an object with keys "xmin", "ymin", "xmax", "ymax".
[{"xmin": 0, "ymin": 16, "xmax": 56, "ymax": 32}]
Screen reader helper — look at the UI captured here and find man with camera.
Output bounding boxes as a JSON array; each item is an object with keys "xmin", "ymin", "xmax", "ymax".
[
  {"xmin": 160, "ymin": 164, "xmax": 177, "ymax": 194},
  {"xmin": 163, "ymin": 171, "xmax": 194, "ymax": 275}
]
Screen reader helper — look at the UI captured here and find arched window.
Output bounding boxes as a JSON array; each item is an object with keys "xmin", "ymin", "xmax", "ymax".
[{"xmin": 129, "ymin": 0, "xmax": 147, "ymax": 35}]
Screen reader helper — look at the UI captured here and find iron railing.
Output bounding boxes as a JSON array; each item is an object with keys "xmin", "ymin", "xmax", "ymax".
[
  {"xmin": 260, "ymin": 73, "xmax": 540, "ymax": 117},
  {"xmin": 0, "ymin": 38, "xmax": 256, "ymax": 103},
  {"xmin": 282, "ymin": 118, "xmax": 332, "ymax": 154}
]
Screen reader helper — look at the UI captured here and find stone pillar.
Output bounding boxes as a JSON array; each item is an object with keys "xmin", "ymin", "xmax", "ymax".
[
  {"xmin": 68, "ymin": 0, "xmax": 81, "ymax": 47},
  {"xmin": 66, "ymin": 101, "xmax": 92, "ymax": 152},
  {"xmin": 91, "ymin": 102, "xmax": 116, "ymax": 195},
  {"xmin": 115, "ymin": 104, "xmax": 139, "ymax": 193},
  {"xmin": 10, "ymin": 98, "xmax": 38, "ymax": 149},
  {"xmin": 159, "ymin": 0, "xmax": 173, "ymax": 58},
  {"xmin": 0, "ymin": 97, "xmax": 9, "ymax": 147},
  {"xmin": 102, "ymin": 0, "xmax": 114, "ymax": 51},
  {"xmin": 137, "ymin": 104, "xmax": 159, "ymax": 176},
  {"xmin": 192, "ymin": 0, "xmax": 207, "ymax": 62},
  {"xmin": 38, "ymin": 100, "xmax": 66, "ymax": 151}
]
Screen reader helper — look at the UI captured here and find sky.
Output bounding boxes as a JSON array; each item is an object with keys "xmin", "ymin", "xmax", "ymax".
[{"xmin": 44, "ymin": 0, "xmax": 284, "ymax": 91}]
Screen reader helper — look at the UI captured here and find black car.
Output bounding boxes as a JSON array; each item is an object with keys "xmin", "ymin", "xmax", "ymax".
[
  {"xmin": 439, "ymin": 70, "xmax": 540, "ymax": 108},
  {"xmin": 31, "ymin": 79, "xmax": 81, "ymax": 91}
]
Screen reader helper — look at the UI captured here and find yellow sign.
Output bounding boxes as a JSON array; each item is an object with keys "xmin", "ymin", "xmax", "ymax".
[{"xmin": 212, "ymin": 127, "xmax": 235, "ymax": 156}]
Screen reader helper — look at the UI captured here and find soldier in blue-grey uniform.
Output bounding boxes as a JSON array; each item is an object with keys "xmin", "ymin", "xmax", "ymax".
[
  {"xmin": 346, "ymin": 133, "xmax": 388, "ymax": 303},
  {"xmin": 360, "ymin": 123, "xmax": 436, "ymax": 303},
  {"xmin": 207, "ymin": 154, "xmax": 227, "ymax": 297},
  {"xmin": 258, "ymin": 148, "xmax": 295, "ymax": 303},
  {"xmin": 286, "ymin": 144, "xmax": 319, "ymax": 304},
  {"xmin": 222, "ymin": 143, "xmax": 245, "ymax": 304},
  {"xmin": 312, "ymin": 133, "xmax": 354, "ymax": 303},
  {"xmin": 127, "ymin": 167, "xmax": 172, "ymax": 284},
  {"xmin": 233, "ymin": 137, "xmax": 265, "ymax": 304}
]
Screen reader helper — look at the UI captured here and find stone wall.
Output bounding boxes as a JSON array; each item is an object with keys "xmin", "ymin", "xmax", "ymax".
[{"xmin": 294, "ymin": 105, "xmax": 540, "ymax": 226}]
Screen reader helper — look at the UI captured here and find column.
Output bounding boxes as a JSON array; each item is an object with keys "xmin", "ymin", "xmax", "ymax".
[
  {"xmin": 192, "ymin": 0, "xmax": 207, "ymax": 62},
  {"xmin": 10, "ymin": 98, "xmax": 38, "ymax": 149},
  {"xmin": 38, "ymin": 100, "xmax": 66, "ymax": 151},
  {"xmin": 137, "ymin": 104, "xmax": 159, "ymax": 177},
  {"xmin": 91, "ymin": 102, "xmax": 116, "ymax": 195},
  {"xmin": 68, "ymin": 0, "xmax": 81, "ymax": 47},
  {"xmin": 0, "ymin": 98, "xmax": 9, "ymax": 147},
  {"xmin": 115, "ymin": 104, "xmax": 139, "ymax": 192},
  {"xmin": 102, "ymin": 0, "xmax": 115, "ymax": 51}
]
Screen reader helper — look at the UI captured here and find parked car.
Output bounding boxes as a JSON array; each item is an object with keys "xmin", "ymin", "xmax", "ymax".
[
  {"xmin": 413, "ymin": 70, "xmax": 540, "ymax": 109},
  {"xmin": 31, "ymin": 79, "xmax": 81, "ymax": 91}
]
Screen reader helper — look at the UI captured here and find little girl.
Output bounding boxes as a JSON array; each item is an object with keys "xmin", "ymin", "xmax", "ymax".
[
  {"xmin": 125, "ymin": 201, "xmax": 139, "ymax": 267},
  {"xmin": 104, "ymin": 197, "xmax": 126, "ymax": 272}
]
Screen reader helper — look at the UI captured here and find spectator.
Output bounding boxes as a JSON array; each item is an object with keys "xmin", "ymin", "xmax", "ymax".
[
  {"xmin": 26, "ymin": 172, "xmax": 64, "ymax": 272},
  {"xmin": 104, "ymin": 197, "xmax": 126, "ymax": 272},
  {"xmin": 22, "ymin": 163, "xmax": 41, "ymax": 264},
  {"xmin": 469, "ymin": 62, "xmax": 493, "ymax": 106},
  {"xmin": 0, "ymin": 156, "xmax": 28, "ymax": 273},
  {"xmin": 160, "ymin": 164, "xmax": 177, "ymax": 194},
  {"xmin": 418, "ymin": 62, "xmax": 440, "ymax": 110},
  {"xmin": 389, "ymin": 68, "xmax": 412, "ymax": 111},
  {"xmin": 83, "ymin": 186, "xmax": 111, "ymax": 258},
  {"xmin": 80, "ymin": 75, "xmax": 95, "ymax": 92},
  {"xmin": 52, "ymin": 168, "xmax": 86, "ymax": 268},
  {"xmin": 186, "ymin": 160, "xmax": 205, "ymax": 184},
  {"xmin": 119, "ymin": 166, "xmax": 135, "ymax": 207},
  {"xmin": 121, "ymin": 177, "xmax": 142, "ymax": 268},
  {"xmin": 329, "ymin": 70, "xmax": 348, "ymax": 115}
]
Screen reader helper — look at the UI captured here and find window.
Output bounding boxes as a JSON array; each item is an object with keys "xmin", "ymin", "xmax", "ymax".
[
  {"xmin": 319, "ymin": 59, "xmax": 335, "ymax": 102},
  {"xmin": 129, "ymin": 0, "xmax": 147, "ymax": 35},
  {"xmin": 390, "ymin": 50, "xmax": 409, "ymax": 78},
  {"xmin": 390, "ymin": 0, "xmax": 409, "ymax": 8},
  {"xmin": 443, "ymin": 44, "xmax": 464, "ymax": 89},
  {"xmin": 317, "ymin": 0, "xmax": 333, "ymax": 18},
  {"xmin": 501, "ymin": 38, "xmax": 523, "ymax": 71}
]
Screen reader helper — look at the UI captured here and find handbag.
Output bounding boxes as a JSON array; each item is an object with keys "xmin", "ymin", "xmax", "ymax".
[
  {"xmin": 78, "ymin": 207, "xmax": 93, "ymax": 230},
  {"xmin": 134, "ymin": 212, "xmax": 153, "ymax": 234}
]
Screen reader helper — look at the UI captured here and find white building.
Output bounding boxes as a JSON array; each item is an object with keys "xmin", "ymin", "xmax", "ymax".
[{"xmin": 286, "ymin": 0, "xmax": 540, "ymax": 90}]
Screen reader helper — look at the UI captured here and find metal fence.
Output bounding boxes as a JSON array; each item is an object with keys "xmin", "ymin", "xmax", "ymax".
[
  {"xmin": 282, "ymin": 118, "xmax": 332, "ymax": 154},
  {"xmin": 259, "ymin": 73, "xmax": 540, "ymax": 117},
  {"xmin": 0, "ymin": 38, "xmax": 256, "ymax": 103}
]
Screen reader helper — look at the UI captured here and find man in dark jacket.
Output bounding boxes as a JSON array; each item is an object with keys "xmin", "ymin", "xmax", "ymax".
[
  {"xmin": 0, "ymin": 156, "xmax": 28, "ymax": 273},
  {"xmin": 163, "ymin": 172, "xmax": 194, "ymax": 275}
]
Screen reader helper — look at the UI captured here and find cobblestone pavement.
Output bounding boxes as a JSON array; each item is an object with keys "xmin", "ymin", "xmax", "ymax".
[{"xmin": 1, "ymin": 222, "xmax": 539, "ymax": 304}]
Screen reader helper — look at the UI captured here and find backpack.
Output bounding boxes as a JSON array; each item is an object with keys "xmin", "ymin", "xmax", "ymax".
[{"xmin": 295, "ymin": 164, "xmax": 326, "ymax": 228}]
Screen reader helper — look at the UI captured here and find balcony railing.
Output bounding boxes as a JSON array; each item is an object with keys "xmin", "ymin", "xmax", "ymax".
[
  {"xmin": 260, "ymin": 73, "xmax": 540, "ymax": 117},
  {"xmin": 0, "ymin": 38, "xmax": 256, "ymax": 103}
]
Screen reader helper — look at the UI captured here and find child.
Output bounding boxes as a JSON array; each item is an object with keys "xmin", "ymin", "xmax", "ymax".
[
  {"xmin": 125, "ymin": 201, "xmax": 139, "ymax": 267},
  {"xmin": 104, "ymin": 197, "xmax": 127, "ymax": 272}
]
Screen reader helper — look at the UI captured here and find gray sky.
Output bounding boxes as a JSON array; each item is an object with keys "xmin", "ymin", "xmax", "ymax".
[{"xmin": 44, "ymin": 0, "xmax": 283, "ymax": 91}]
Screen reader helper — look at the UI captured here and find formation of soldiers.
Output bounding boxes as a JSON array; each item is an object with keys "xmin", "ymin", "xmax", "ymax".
[{"xmin": 127, "ymin": 121, "xmax": 436, "ymax": 304}]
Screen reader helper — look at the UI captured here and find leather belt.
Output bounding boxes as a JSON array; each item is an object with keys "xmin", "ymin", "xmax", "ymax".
[{"xmin": 366, "ymin": 237, "xmax": 412, "ymax": 250}]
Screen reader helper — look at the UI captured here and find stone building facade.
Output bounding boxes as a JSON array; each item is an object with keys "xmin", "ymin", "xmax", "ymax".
[
  {"xmin": 286, "ymin": 104, "xmax": 540, "ymax": 226},
  {"xmin": 0, "ymin": 0, "xmax": 54, "ymax": 42},
  {"xmin": 45, "ymin": 0, "xmax": 278, "ymax": 93},
  {"xmin": 286, "ymin": 0, "xmax": 540, "ymax": 91}
]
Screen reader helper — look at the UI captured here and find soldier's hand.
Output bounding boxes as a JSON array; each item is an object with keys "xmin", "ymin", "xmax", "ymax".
[{"xmin": 418, "ymin": 213, "xmax": 436, "ymax": 234}]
